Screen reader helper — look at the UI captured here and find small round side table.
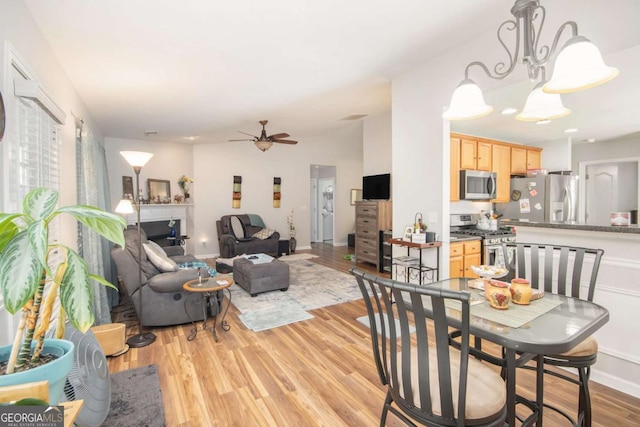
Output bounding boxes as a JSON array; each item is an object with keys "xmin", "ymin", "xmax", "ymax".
[{"xmin": 183, "ymin": 275, "xmax": 233, "ymax": 342}]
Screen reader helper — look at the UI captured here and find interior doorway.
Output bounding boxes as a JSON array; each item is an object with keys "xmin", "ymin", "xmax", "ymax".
[
  {"xmin": 310, "ymin": 165, "xmax": 336, "ymax": 243},
  {"xmin": 579, "ymin": 158, "xmax": 640, "ymax": 225}
]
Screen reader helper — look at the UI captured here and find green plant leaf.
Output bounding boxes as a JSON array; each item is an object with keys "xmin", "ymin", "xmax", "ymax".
[
  {"xmin": 27, "ymin": 220, "xmax": 50, "ymax": 276},
  {"xmin": 59, "ymin": 249, "xmax": 94, "ymax": 332},
  {"xmin": 23, "ymin": 188, "xmax": 58, "ymax": 221},
  {"xmin": 56, "ymin": 205, "xmax": 126, "ymax": 248},
  {"xmin": 0, "ymin": 231, "xmax": 42, "ymax": 313},
  {"xmin": 90, "ymin": 274, "xmax": 119, "ymax": 291},
  {"xmin": 0, "ymin": 214, "xmax": 22, "ymax": 253}
]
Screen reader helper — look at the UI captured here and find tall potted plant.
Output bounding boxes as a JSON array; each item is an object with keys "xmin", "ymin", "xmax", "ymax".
[{"xmin": 0, "ymin": 188, "xmax": 126, "ymax": 403}]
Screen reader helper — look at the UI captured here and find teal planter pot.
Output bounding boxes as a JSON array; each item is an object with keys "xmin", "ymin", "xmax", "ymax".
[{"xmin": 0, "ymin": 338, "xmax": 75, "ymax": 404}]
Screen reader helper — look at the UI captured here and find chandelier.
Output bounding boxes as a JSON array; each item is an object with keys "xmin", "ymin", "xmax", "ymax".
[{"xmin": 442, "ymin": 0, "xmax": 618, "ymax": 122}]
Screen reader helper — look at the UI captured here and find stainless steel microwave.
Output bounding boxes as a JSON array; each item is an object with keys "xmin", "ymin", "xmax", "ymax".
[{"xmin": 460, "ymin": 170, "xmax": 496, "ymax": 200}]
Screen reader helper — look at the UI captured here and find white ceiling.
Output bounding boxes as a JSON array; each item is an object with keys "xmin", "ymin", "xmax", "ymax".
[{"xmin": 24, "ymin": 0, "xmax": 640, "ymax": 146}]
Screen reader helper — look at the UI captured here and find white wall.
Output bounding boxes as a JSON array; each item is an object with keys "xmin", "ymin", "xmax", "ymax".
[
  {"xmin": 573, "ymin": 134, "xmax": 640, "ymax": 172},
  {"xmin": 192, "ymin": 123, "xmax": 363, "ymax": 257},
  {"xmin": 363, "ymin": 111, "xmax": 392, "ymax": 176},
  {"xmin": 105, "ymin": 137, "xmax": 194, "ymax": 211}
]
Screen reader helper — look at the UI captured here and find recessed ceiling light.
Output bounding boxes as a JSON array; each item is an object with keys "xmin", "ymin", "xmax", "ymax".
[
  {"xmin": 184, "ymin": 136, "xmax": 198, "ymax": 140},
  {"xmin": 564, "ymin": 128, "xmax": 578, "ymax": 133},
  {"xmin": 501, "ymin": 108, "xmax": 518, "ymax": 115},
  {"xmin": 585, "ymin": 138, "xmax": 596, "ymax": 143},
  {"xmin": 536, "ymin": 120, "xmax": 551, "ymax": 125}
]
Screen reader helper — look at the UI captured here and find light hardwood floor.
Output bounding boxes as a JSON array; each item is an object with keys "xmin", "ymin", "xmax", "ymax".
[{"xmin": 108, "ymin": 243, "xmax": 640, "ymax": 426}]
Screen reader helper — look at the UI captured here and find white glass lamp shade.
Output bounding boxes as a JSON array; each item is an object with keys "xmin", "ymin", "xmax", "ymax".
[
  {"xmin": 115, "ymin": 198, "xmax": 134, "ymax": 214},
  {"xmin": 442, "ymin": 79, "xmax": 493, "ymax": 120},
  {"xmin": 516, "ymin": 83, "xmax": 571, "ymax": 122},
  {"xmin": 255, "ymin": 140, "xmax": 273, "ymax": 151},
  {"xmin": 120, "ymin": 151, "xmax": 154, "ymax": 167},
  {"xmin": 543, "ymin": 36, "xmax": 619, "ymax": 94}
]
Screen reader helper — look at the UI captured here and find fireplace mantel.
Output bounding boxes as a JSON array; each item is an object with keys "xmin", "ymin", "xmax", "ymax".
[{"xmin": 124, "ymin": 204, "xmax": 192, "ymax": 237}]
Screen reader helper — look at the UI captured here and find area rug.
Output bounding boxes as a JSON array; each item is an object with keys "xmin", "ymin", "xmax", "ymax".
[
  {"xmin": 230, "ymin": 260, "xmax": 365, "ymax": 331},
  {"xmin": 103, "ymin": 364, "xmax": 166, "ymax": 427},
  {"xmin": 277, "ymin": 253, "xmax": 319, "ymax": 261}
]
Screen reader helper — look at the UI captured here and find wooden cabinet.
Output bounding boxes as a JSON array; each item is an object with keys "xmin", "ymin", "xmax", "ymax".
[
  {"xmin": 355, "ymin": 200, "xmax": 392, "ymax": 272},
  {"xmin": 450, "ymin": 133, "xmax": 543, "ymax": 201},
  {"xmin": 449, "ymin": 240, "xmax": 481, "ymax": 278},
  {"xmin": 511, "ymin": 146, "xmax": 542, "ymax": 175},
  {"xmin": 450, "ymin": 137, "xmax": 460, "ymax": 201},
  {"xmin": 459, "ymin": 137, "xmax": 491, "ymax": 171},
  {"xmin": 476, "ymin": 141, "xmax": 492, "ymax": 171},
  {"xmin": 491, "ymin": 143, "xmax": 511, "ymax": 203}
]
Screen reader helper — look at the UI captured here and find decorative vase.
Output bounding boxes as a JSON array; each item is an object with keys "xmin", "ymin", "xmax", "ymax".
[
  {"xmin": 485, "ymin": 280, "xmax": 511, "ymax": 310},
  {"xmin": 510, "ymin": 278, "xmax": 533, "ymax": 305},
  {"xmin": 169, "ymin": 226, "xmax": 177, "ymax": 238},
  {"xmin": 0, "ymin": 339, "xmax": 75, "ymax": 404},
  {"xmin": 290, "ymin": 237, "xmax": 297, "ymax": 253}
]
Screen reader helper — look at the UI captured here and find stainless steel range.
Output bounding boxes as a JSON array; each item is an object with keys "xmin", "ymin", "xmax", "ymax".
[{"xmin": 450, "ymin": 214, "xmax": 516, "ymax": 265}]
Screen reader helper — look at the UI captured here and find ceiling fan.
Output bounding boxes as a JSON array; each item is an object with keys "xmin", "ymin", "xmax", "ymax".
[{"xmin": 230, "ymin": 120, "xmax": 298, "ymax": 151}]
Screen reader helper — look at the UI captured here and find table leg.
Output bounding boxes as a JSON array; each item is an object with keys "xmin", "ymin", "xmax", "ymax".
[
  {"xmin": 184, "ymin": 293, "xmax": 203, "ymax": 341},
  {"xmin": 536, "ymin": 355, "xmax": 544, "ymax": 427},
  {"xmin": 505, "ymin": 348, "xmax": 517, "ymax": 427}
]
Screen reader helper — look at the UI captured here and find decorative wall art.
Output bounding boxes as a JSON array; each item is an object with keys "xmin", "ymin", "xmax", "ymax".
[
  {"xmin": 273, "ymin": 177, "xmax": 281, "ymax": 208},
  {"xmin": 232, "ymin": 175, "xmax": 242, "ymax": 208},
  {"xmin": 122, "ymin": 176, "xmax": 133, "ymax": 199}
]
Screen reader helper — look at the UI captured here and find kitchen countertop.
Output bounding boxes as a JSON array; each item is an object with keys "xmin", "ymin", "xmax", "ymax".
[
  {"xmin": 449, "ymin": 235, "xmax": 483, "ymax": 242},
  {"xmin": 500, "ymin": 219, "xmax": 640, "ymax": 234}
]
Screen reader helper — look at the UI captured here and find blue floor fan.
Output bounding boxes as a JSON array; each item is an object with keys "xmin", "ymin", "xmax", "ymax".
[{"xmin": 62, "ymin": 323, "xmax": 111, "ymax": 426}]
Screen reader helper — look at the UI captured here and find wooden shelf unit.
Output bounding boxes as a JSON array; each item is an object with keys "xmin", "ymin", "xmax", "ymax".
[{"xmin": 355, "ymin": 200, "xmax": 392, "ymax": 272}]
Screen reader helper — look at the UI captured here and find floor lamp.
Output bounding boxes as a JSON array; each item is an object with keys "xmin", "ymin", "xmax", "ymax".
[{"xmin": 119, "ymin": 150, "xmax": 156, "ymax": 348}]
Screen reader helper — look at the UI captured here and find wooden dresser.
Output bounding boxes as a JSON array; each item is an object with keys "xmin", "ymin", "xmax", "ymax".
[{"xmin": 355, "ymin": 200, "xmax": 392, "ymax": 271}]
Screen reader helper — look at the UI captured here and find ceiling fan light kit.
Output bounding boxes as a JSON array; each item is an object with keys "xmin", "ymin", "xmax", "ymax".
[
  {"xmin": 443, "ymin": 0, "xmax": 618, "ymax": 123},
  {"xmin": 230, "ymin": 120, "xmax": 298, "ymax": 152}
]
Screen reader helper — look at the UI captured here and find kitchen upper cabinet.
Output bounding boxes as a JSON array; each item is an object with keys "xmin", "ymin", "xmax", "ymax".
[
  {"xmin": 460, "ymin": 138, "xmax": 477, "ymax": 170},
  {"xmin": 450, "ymin": 137, "xmax": 460, "ymax": 202},
  {"xmin": 511, "ymin": 146, "xmax": 542, "ymax": 175},
  {"xmin": 476, "ymin": 142, "xmax": 492, "ymax": 171},
  {"xmin": 491, "ymin": 143, "xmax": 511, "ymax": 203},
  {"xmin": 459, "ymin": 138, "xmax": 491, "ymax": 171},
  {"xmin": 450, "ymin": 133, "xmax": 543, "ymax": 201}
]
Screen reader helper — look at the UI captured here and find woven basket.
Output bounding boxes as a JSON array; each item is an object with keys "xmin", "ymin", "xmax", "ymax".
[{"xmin": 91, "ymin": 323, "xmax": 126, "ymax": 356}]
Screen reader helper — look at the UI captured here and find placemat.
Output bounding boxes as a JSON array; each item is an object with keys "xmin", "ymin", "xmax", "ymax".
[{"xmin": 446, "ymin": 291, "xmax": 563, "ymax": 328}]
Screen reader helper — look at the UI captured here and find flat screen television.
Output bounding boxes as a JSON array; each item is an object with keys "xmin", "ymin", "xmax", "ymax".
[{"xmin": 362, "ymin": 173, "xmax": 390, "ymax": 200}]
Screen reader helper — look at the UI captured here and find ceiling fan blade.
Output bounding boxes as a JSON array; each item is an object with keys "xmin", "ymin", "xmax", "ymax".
[
  {"xmin": 238, "ymin": 130, "xmax": 258, "ymax": 138},
  {"xmin": 274, "ymin": 139, "xmax": 298, "ymax": 144},
  {"xmin": 268, "ymin": 133, "xmax": 290, "ymax": 140},
  {"xmin": 229, "ymin": 138, "xmax": 254, "ymax": 141}
]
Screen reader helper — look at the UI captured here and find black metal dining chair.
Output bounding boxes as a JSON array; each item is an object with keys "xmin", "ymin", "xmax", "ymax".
[
  {"xmin": 350, "ymin": 268, "xmax": 508, "ymax": 427},
  {"xmin": 502, "ymin": 242, "xmax": 605, "ymax": 427}
]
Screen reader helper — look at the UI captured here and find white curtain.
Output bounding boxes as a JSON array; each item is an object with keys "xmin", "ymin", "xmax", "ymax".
[{"xmin": 75, "ymin": 119, "xmax": 117, "ymax": 325}]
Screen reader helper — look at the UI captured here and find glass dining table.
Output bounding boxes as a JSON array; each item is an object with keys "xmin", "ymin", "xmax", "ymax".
[{"xmin": 409, "ymin": 278, "xmax": 610, "ymax": 427}]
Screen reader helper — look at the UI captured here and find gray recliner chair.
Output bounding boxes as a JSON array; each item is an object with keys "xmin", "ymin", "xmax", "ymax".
[
  {"xmin": 111, "ymin": 226, "xmax": 220, "ymax": 327},
  {"xmin": 216, "ymin": 214, "xmax": 280, "ymax": 258}
]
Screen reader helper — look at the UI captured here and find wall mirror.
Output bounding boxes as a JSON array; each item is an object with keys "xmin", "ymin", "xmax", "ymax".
[
  {"xmin": 350, "ymin": 189, "xmax": 362, "ymax": 205},
  {"xmin": 148, "ymin": 179, "xmax": 171, "ymax": 203}
]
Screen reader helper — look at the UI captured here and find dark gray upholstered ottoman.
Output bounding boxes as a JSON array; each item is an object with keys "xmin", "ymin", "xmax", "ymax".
[{"xmin": 233, "ymin": 257, "xmax": 290, "ymax": 297}]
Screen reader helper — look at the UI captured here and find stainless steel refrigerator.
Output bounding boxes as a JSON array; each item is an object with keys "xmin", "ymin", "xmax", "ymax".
[{"xmin": 497, "ymin": 174, "xmax": 579, "ymax": 223}]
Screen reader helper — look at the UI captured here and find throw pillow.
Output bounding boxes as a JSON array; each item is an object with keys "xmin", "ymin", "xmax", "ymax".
[
  {"xmin": 142, "ymin": 242, "xmax": 178, "ymax": 272},
  {"xmin": 230, "ymin": 216, "xmax": 245, "ymax": 239},
  {"xmin": 252, "ymin": 228, "xmax": 275, "ymax": 240}
]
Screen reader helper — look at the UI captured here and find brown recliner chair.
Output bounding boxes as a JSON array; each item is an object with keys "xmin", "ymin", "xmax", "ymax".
[{"xmin": 216, "ymin": 214, "xmax": 280, "ymax": 258}]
